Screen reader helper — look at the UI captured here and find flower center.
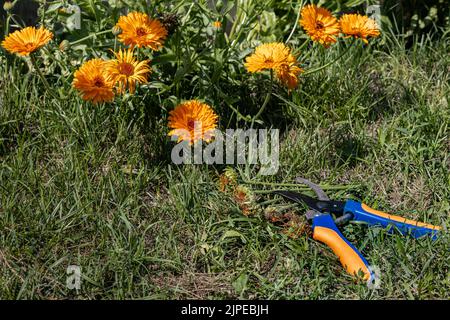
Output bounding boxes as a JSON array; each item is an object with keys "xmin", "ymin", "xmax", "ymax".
[
  {"xmin": 187, "ymin": 117, "xmax": 196, "ymax": 131},
  {"xmin": 264, "ymin": 57, "xmax": 274, "ymax": 65},
  {"xmin": 24, "ymin": 42, "xmax": 35, "ymax": 50},
  {"xmin": 315, "ymin": 21, "xmax": 325, "ymax": 30},
  {"xmin": 93, "ymin": 76, "xmax": 105, "ymax": 87},
  {"xmin": 136, "ymin": 27, "xmax": 147, "ymax": 37},
  {"xmin": 118, "ymin": 62, "xmax": 135, "ymax": 76}
]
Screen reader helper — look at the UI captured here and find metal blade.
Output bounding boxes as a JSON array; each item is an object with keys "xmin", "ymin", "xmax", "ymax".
[
  {"xmin": 273, "ymin": 190, "xmax": 346, "ymax": 215},
  {"xmin": 295, "ymin": 177, "xmax": 329, "ymax": 201}
]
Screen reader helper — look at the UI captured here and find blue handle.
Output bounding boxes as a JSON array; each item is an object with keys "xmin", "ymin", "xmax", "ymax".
[{"xmin": 344, "ymin": 200, "xmax": 441, "ymax": 239}]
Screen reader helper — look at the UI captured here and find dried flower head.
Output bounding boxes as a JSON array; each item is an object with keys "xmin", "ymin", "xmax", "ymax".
[
  {"xmin": 157, "ymin": 12, "xmax": 181, "ymax": 36},
  {"xmin": 218, "ymin": 167, "xmax": 238, "ymax": 192},
  {"xmin": 233, "ymin": 185, "xmax": 256, "ymax": 216}
]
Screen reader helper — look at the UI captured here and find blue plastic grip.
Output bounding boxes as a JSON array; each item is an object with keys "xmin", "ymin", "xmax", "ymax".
[{"xmin": 344, "ymin": 200, "xmax": 440, "ymax": 239}]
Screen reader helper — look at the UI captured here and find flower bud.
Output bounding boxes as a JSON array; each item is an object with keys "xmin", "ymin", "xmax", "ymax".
[
  {"xmin": 3, "ymin": 1, "xmax": 14, "ymax": 11},
  {"xmin": 216, "ymin": 0, "xmax": 224, "ymax": 11},
  {"xmin": 112, "ymin": 25, "xmax": 121, "ymax": 36},
  {"xmin": 59, "ymin": 40, "xmax": 70, "ymax": 52}
]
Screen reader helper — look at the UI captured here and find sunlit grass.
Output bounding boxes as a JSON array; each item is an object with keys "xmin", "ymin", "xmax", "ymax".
[{"xmin": 0, "ymin": 0, "xmax": 448, "ymax": 299}]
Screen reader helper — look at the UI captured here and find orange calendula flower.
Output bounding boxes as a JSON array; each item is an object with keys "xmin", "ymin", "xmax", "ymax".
[
  {"xmin": 168, "ymin": 100, "xmax": 218, "ymax": 145},
  {"xmin": 115, "ymin": 11, "xmax": 168, "ymax": 50},
  {"xmin": 213, "ymin": 21, "xmax": 222, "ymax": 28},
  {"xmin": 72, "ymin": 59, "xmax": 115, "ymax": 104},
  {"xmin": 1, "ymin": 26, "xmax": 53, "ymax": 56},
  {"xmin": 340, "ymin": 14, "xmax": 380, "ymax": 44},
  {"xmin": 245, "ymin": 42, "xmax": 302, "ymax": 90},
  {"xmin": 105, "ymin": 48, "xmax": 151, "ymax": 94},
  {"xmin": 299, "ymin": 4, "xmax": 340, "ymax": 47},
  {"xmin": 275, "ymin": 57, "xmax": 304, "ymax": 90},
  {"xmin": 245, "ymin": 42, "xmax": 292, "ymax": 73}
]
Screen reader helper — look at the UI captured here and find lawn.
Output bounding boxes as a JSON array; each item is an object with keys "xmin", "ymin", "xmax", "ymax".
[{"xmin": 0, "ymin": 0, "xmax": 449, "ymax": 299}]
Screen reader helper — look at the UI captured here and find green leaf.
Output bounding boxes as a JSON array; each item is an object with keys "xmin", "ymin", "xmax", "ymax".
[{"xmin": 233, "ymin": 273, "xmax": 249, "ymax": 295}]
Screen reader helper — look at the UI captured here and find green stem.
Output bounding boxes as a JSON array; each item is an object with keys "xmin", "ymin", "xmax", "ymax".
[
  {"xmin": 251, "ymin": 69, "xmax": 273, "ymax": 127},
  {"xmin": 3, "ymin": 1, "xmax": 21, "ymax": 36},
  {"xmin": 228, "ymin": 1, "xmax": 243, "ymax": 40},
  {"xmin": 253, "ymin": 189, "xmax": 311, "ymax": 194},
  {"xmin": 42, "ymin": 47, "xmax": 71, "ymax": 85},
  {"xmin": 258, "ymin": 198, "xmax": 281, "ymax": 206},
  {"xmin": 269, "ymin": 204, "xmax": 299, "ymax": 211},
  {"xmin": 4, "ymin": 14, "xmax": 11, "ymax": 38},
  {"xmin": 30, "ymin": 54, "xmax": 59, "ymax": 100},
  {"xmin": 69, "ymin": 29, "xmax": 112, "ymax": 46},
  {"xmin": 242, "ymin": 179, "xmax": 360, "ymax": 191},
  {"xmin": 297, "ymin": 38, "xmax": 310, "ymax": 53},
  {"xmin": 226, "ymin": 101, "xmax": 251, "ymax": 122},
  {"xmin": 302, "ymin": 41, "xmax": 352, "ymax": 76},
  {"xmin": 285, "ymin": 0, "xmax": 304, "ymax": 44},
  {"xmin": 41, "ymin": 0, "xmax": 47, "ymax": 25}
]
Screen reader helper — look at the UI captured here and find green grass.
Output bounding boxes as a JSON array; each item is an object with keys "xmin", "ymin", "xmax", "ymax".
[{"xmin": 0, "ymin": 2, "xmax": 449, "ymax": 300}]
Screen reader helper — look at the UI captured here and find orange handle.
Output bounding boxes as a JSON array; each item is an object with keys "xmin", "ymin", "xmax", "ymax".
[
  {"xmin": 312, "ymin": 214, "xmax": 373, "ymax": 281},
  {"xmin": 360, "ymin": 203, "xmax": 441, "ymax": 230}
]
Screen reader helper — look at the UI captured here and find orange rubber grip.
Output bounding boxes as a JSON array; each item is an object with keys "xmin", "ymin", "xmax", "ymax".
[
  {"xmin": 313, "ymin": 226, "xmax": 372, "ymax": 280},
  {"xmin": 361, "ymin": 203, "xmax": 441, "ymax": 230}
]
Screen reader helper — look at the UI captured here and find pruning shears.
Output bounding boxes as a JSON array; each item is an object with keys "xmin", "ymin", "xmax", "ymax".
[{"xmin": 273, "ymin": 178, "xmax": 442, "ymax": 282}]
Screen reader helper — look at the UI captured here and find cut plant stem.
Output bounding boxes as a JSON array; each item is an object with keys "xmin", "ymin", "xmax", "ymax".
[
  {"xmin": 258, "ymin": 198, "xmax": 282, "ymax": 206},
  {"xmin": 254, "ymin": 188, "xmax": 311, "ymax": 194},
  {"xmin": 274, "ymin": 203, "xmax": 299, "ymax": 212},
  {"xmin": 244, "ymin": 180, "xmax": 359, "ymax": 190}
]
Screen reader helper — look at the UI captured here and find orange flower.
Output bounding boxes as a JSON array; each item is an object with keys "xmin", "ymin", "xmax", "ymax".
[
  {"xmin": 213, "ymin": 21, "xmax": 222, "ymax": 28},
  {"xmin": 245, "ymin": 42, "xmax": 292, "ymax": 73},
  {"xmin": 299, "ymin": 4, "xmax": 340, "ymax": 47},
  {"xmin": 245, "ymin": 42, "xmax": 302, "ymax": 90},
  {"xmin": 2, "ymin": 26, "xmax": 53, "ymax": 56},
  {"xmin": 72, "ymin": 59, "xmax": 115, "ymax": 103},
  {"xmin": 340, "ymin": 14, "xmax": 380, "ymax": 44},
  {"xmin": 168, "ymin": 100, "xmax": 218, "ymax": 145},
  {"xmin": 115, "ymin": 11, "xmax": 168, "ymax": 50},
  {"xmin": 275, "ymin": 55, "xmax": 303, "ymax": 90},
  {"xmin": 105, "ymin": 48, "xmax": 151, "ymax": 94}
]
